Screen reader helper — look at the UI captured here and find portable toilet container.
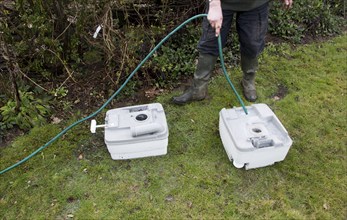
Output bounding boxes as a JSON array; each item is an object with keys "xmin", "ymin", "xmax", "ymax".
[
  {"xmin": 91, "ymin": 103, "xmax": 169, "ymax": 160},
  {"xmin": 219, "ymin": 103, "xmax": 292, "ymax": 169}
]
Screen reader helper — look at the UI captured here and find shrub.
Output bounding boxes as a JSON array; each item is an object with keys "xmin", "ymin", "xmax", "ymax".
[
  {"xmin": 269, "ymin": 0, "xmax": 346, "ymax": 42},
  {"xmin": 0, "ymin": 88, "xmax": 51, "ymax": 130}
]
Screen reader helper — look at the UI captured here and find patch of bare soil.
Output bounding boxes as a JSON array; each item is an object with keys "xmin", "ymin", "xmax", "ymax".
[
  {"xmin": 271, "ymin": 84, "xmax": 288, "ymax": 101},
  {"xmin": 64, "ymin": 73, "xmax": 163, "ymax": 112},
  {"xmin": 0, "ymin": 128, "xmax": 24, "ymax": 148}
]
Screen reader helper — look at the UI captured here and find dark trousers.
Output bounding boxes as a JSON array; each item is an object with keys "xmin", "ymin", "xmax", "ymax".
[{"xmin": 197, "ymin": 2, "xmax": 269, "ymax": 59}]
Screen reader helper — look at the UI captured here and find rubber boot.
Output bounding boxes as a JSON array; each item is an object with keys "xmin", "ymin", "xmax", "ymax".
[
  {"xmin": 241, "ymin": 54, "xmax": 258, "ymax": 102},
  {"xmin": 172, "ymin": 53, "xmax": 217, "ymax": 105}
]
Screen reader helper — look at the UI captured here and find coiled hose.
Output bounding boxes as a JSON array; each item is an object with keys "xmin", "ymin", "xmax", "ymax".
[{"xmin": 0, "ymin": 14, "xmax": 247, "ymax": 175}]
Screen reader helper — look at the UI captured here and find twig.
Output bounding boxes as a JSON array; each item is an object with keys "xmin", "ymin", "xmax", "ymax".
[
  {"xmin": 46, "ymin": 48, "xmax": 77, "ymax": 83},
  {"xmin": 15, "ymin": 64, "xmax": 50, "ymax": 92},
  {"xmin": 115, "ymin": 42, "xmax": 128, "ymax": 85},
  {"xmin": 54, "ymin": 19, "xmax": 73, "ymax": 40}
]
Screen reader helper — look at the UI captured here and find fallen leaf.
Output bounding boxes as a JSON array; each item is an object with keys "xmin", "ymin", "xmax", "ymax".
[
  {"xmin": 273, "ymin": 96, "xmax": 280, "ymax": 101},
  {"xmin": 145, "ymin": 88, "xmax": 164, "ymax": 98},
  {"xmin": 78, "ymin": 154, "xmax": 83, "ymax": 160},
  {"xmin": 52, "ymin": 117, "xmax": 62, "ymax": 124}
]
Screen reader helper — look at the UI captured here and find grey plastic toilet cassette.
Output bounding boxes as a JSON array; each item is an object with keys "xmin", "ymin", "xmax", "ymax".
[
  {"xmin": 219, "ymin": 103, "xmax": 293, "ymax": 170},
  {"xmin": 91, "ymin": 103, "xmax": 168, "ymax": 160}
]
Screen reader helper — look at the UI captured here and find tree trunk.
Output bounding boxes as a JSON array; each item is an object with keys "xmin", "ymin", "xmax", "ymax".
[{"xmin": 9, "ymin": 70, "xmax": 21, "ymax": 112}]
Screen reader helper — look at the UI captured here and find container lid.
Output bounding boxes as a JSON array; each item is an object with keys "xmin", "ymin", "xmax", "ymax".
[{"xmin": 104, "ymin": 103, "xmax": 169, "ymax": 144}]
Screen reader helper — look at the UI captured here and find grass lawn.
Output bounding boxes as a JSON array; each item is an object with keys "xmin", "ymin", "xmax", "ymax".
[{"xmin": 1, "ymin": 34, "xmax": 346, "ymax": 219}]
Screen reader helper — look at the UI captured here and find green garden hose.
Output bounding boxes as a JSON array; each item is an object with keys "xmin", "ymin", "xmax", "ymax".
[{"xmin": 0, "ymin": 14, "xmax": 247, "ymax": 175}]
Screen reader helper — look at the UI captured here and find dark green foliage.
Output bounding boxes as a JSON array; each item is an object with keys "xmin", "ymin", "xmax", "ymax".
[
  {"xmin": 0, "ymin": 88, "xmax": 51, "ymax": 130},
  {"xmin": 151, "ymin": 24, "xmax": 200, "ymax": 87},
  {"xmin": 269, "ymin": 0, "xmax": 346, "ymax": 42}
]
